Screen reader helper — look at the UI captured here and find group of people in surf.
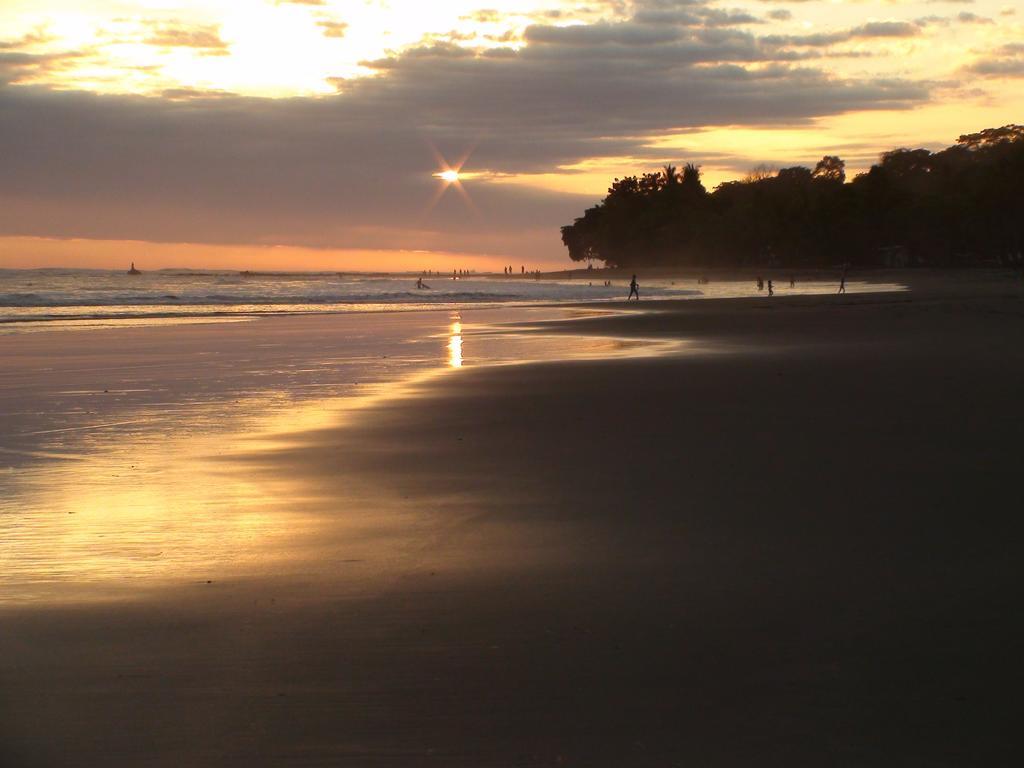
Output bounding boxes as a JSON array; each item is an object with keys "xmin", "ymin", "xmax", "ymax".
[
  {"xmin": 752, "ymin": 269, "xmax": 848, "ymax": 295},
  {"xmin": 415, "ymin": 268, "xmax": 845, "ymax": 300}
]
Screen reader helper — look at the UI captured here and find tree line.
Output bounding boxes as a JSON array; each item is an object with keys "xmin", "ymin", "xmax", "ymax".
[{"xmin": 560, "ymin": 125, "xmax": 1024, "ymax": 269}]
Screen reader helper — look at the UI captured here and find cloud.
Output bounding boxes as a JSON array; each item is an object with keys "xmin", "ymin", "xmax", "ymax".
[
  {"xmin": 524, "ymin": 22, "xmax": 684, "ymax": 46},
  {"xmin": 965, "ymin": 59, "xmax": 1024, "ymax": 77},
  {"xmin": 762, "ymin": 20, "xmax": 920, "ymax": 47},
  {"xmin": 143, "ymin": 23, "xmax": 229, "ymax": 55},
  {"xmin": 631, "ymin": 8, "xmax": 703, "ymax": 26},
  {"xmin": 316, "ymin": 20, "xmax": 349, "ymax": 39},
  {"xmin": 462, "ymin": 9, "xmax": 503, "ymax": 23},
  {"xmin": 854, "ymin": 21, "xmax": 920, "ymax": 38},
  {"xmin": 631, "ymin": 5, "xmax": 762, "ymax": 27},
  {"xmin": 964, "ymin": 44, "xmax": 1024, "ymax": 78},
  {"xmin": 956, "ymin": 12, "xmax": 993, "ymax": 23},
  {"xmin": 0, "ymin": 49, "xmax": 85, "ymax": 86},
  {"xmin": 0, "ymin": 11, "xmax": 931, "ymax": 260},
  {"xmin": 0, "ymin": 29, "xmax": 56, "ymax": 50},
  {"xmin": 160, "ymin": 86, "xmax": 239, "ymax": 100}
]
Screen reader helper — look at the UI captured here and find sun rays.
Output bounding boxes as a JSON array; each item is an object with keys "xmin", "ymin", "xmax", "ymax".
[{"xmin": 421, "ymin": 140, "xmax": 480, "ymax": 221}]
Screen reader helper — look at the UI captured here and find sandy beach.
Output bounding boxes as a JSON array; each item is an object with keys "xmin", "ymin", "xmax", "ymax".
[{"xmin": 3, "ymin": 276, "xmax": 1023, "ymax": 766}]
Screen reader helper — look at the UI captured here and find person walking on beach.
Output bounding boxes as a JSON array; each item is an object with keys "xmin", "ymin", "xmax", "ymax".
[
  {"xmin": 838, "ymin": 268, "xmax": 847, "ymax": 294},
  {"xmin": 628, "ymin": 275, "xmax": 639, "ymax": 301},
  {"xmin": 767, "ymin": 279, "xmax": 774, "ymax": 297}
]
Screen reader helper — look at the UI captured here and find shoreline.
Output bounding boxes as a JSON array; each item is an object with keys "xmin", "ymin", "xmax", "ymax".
[
  {"xmin": 0, "ymin": 273, "xmax": 902, "ymax": 332},
  {"xmin": 4, "ymin": 265, "xmax": 1020, "ymax": 332},
  {"xmin": 2, "ymin": 281, "xmax": 1023, "ymax": 765}
]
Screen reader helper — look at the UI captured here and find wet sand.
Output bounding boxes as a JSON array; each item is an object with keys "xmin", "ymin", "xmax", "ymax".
[{"xmin": 3, "ymin": 282, "xmax": 1024, "ymax": 766}]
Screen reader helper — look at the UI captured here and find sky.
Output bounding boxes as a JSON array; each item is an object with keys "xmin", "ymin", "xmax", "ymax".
[{"xmin": 1, "ymin": 0, "xmax": 1021, "ymax": 271}]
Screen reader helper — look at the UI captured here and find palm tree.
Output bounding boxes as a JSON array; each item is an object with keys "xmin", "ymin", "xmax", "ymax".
[{"xmin": 681, "ymin": 163, "xmax": 702, "ymax": 189}]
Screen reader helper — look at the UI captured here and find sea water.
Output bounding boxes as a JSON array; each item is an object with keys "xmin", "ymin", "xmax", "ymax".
[{"xmin": 0, "ymin": 269, "xmax": 698, "ymax": 329}]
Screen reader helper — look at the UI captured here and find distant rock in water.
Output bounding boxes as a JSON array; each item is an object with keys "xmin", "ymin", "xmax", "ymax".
[{"xmin": 128, "ymin": 262, "xmax": 142, "ymax": 275}]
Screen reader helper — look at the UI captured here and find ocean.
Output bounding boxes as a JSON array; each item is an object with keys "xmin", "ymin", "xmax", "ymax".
[{"xmin": 0, "ymin": 269, "xmax": 698, "ymax": 329}]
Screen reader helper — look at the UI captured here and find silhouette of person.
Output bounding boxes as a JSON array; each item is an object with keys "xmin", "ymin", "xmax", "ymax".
[
  {"xmin": 838, "ymin": 269, "xmax": 847, "ymax": 294},
  {"xmin": 628, "ymin": 275, "xmax": 639, "ymax": 300},
  {"xmin": 768, "ymin": 279, "xmax": 774, "ymax": 296},
  {"xmin": 789, "ymin": 276, "xmax": 795, "ymax": 288}
]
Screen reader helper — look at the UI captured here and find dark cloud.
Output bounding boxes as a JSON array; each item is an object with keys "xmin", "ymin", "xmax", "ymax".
[
  {"xmin": 697, "ymin": 9, "xmax": 762, "ymax": 27},
  {"xmin": 854, "ymin": 21, "xmax": 920, "ymax": 38},
  {"xmin": 956, "ymin": 12, "xmax": 993, "ymax": 24},
  {"xmin": 0, "ymin": 49, "xmax": 85, "ymax": 86},
  {"xmin": 631, "ymin": 8, "xmax": 703, "ymax": 26},
  {"xmin": 914, "ymin": 15, "xmax": 950, "ymax": 27},
  {"xmin": 965, "ymin": 59, "xmax": 1024, "ymax": 77},
  {"xmin": 762, "ymin": 20, "xmax": 920, "ymax": 47},
  {"xmin": 767, "ymin": 10, "xmax": 792, "ymax": 21},
  {"xmin": 964, "ymin": 43, "xmax": 1024, "ymax": 78},
  {"xmin": 160, "ymin": 86, "xmax": 240, "ymax": 100},
  {"xmin": 0, "ymin": 12, "xmax": 931, "ymax": 259},
  {"xmin": 632, "ymin": 4, "xmax": 762, "ymax": 27},
  {"xmin": 524, "ymin": 22, "xmax": 683, "ymax": 45}
]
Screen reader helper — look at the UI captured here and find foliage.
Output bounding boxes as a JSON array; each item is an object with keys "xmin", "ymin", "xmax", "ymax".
[{"xmin": 560, "ymin": 125, "xmax": 1024, "ymax": 268}]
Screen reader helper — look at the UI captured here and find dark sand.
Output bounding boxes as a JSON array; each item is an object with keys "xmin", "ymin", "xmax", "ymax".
[{"xmin": 3, "ymin": 284, "xmax": 1024, "ymax": 766}]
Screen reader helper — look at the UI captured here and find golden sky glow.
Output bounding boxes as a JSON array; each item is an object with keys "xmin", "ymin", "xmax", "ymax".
[
  {"xmin": 1, "ymin": 0, "xmax": 558, "ymax": 95},
  {"xmin": 1, "ymin": 0, "xmax": 1022, "ymax": 269}
]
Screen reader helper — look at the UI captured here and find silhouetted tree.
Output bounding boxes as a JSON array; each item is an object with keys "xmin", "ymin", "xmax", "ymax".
[
  {"xmin": 813, "ymin": 155, "xmax": 846, "ymax": 183},
  {"xmin": 559, "ymin": 125, "xmax": 1024, "ymax": 269}
]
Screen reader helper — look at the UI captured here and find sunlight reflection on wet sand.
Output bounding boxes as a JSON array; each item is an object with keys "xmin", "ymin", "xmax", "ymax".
[
  {"xmin": 0, "ymin": 308, "xmax": 684, "ymax": 606},
  {"xmin": 448, "ymin": 318, "xmax": 463, "ymax": 368}
]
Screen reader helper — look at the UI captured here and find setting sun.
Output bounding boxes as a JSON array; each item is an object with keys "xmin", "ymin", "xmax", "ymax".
[{"xmin": 436, "ymin": 169, "xmax": 461, "ymax": 183}]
